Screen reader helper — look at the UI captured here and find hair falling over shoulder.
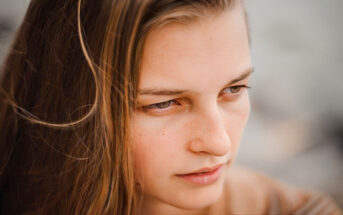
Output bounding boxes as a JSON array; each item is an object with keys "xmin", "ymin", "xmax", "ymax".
[{"xmin": 0, "ymin": 0, "xmax": 234, "ymax": 214}]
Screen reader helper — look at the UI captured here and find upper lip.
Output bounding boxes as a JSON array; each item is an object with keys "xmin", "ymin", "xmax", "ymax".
[{"xmin": 177, "ymin": 163, "xmax": 223, "ymax": 176}]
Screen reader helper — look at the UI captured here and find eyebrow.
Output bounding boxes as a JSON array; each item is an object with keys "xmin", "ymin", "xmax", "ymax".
[{"xmin": 138, "ymin": 67, "xmax": 254, "ymax": 96}]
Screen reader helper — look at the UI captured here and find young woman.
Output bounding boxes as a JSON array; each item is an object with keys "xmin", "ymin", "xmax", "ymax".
[{"xmin": 0, "ymin": 0, "xmax": 341, "ymax": 214}]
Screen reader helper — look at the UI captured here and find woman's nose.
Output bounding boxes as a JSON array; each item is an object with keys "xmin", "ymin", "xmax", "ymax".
[{"xmin": 187, "ymin": 107, "xmax": 231, "ymax": 157}]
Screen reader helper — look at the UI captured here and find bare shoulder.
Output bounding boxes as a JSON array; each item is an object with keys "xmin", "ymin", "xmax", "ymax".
[
  {"xmin": 222, "ymin": 165, "xmax": 272, "ymax": 214},
  {"xmin": 222, "ymin": 165, "xmax": 343, "ymax": 215}
]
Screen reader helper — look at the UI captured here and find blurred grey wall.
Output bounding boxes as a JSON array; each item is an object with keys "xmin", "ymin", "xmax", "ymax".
[
  {"xmin": 0, "ymin": 0, "xmax": 27, "ymax": 62},
  {"xmin": 0, "ymin": 0, "xmax": 342, "ymax": 206},
  {"xmin": 239, "ymin": 0, "xmax": 343, "ymax": 206}
]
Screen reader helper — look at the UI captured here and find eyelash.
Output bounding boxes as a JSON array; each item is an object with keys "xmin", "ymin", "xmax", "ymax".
[
  {"xmin": 221, "ymin": 84, "xmax": 251, "ymax": 95},
  {"xmin": 141, "ymin": 85, "xmax": 251, "ymax": 111},
  {"xmin": 142, "ymin": 100, "xmax": 180, "ymax": 112}
]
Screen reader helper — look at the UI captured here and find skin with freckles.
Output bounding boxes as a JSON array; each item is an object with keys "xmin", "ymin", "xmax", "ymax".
[{"xmin": 130, "ymin": 3, "xmax": 252, "ymax": 215}]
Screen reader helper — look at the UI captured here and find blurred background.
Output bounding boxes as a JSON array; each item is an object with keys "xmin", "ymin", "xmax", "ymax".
[
  {"xmin": 0, "ymin": 0, "xmax": 342, "ymax": 207},
  {"xmin": 240, "ymin": 0, "xmax": 343, "ymax": 206}
]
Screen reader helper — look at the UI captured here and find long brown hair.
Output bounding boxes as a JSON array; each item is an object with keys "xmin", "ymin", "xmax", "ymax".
[{"xmin": 0, "ymin": 0, "xmax": 235, "ymax": 214}]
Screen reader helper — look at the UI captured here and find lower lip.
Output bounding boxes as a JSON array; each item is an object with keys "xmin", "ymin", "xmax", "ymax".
[{"xmin": 177, "ymin": 166, "xmax": 222, "ymax": 185}]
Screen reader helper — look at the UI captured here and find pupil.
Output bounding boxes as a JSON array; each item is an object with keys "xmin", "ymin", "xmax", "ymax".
[
  {"xmin": 157, "ymin": 101, "xmax": 171, "ymax": 108},
  {"xmin": 231, "ymin": 87, "xmax": 240, "ymax": 93}
]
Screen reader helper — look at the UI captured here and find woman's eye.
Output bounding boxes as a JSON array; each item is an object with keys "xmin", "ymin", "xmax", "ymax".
[
  {"xmin": 141, "ymin": 99, "xmax": 180, "ymax": 111},
  {"xmin": 222, "ymin": 85, "xmax": 250, "ymax": 95}
]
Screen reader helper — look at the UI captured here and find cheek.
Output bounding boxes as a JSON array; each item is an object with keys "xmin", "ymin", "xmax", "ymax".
[
  {"xmin": 234, "ymin": 94, "xmax": 250, "ymax": 129},
  {"xmin": 224, "ymin": 94, "xmax": 250, "ymax": 154},
  {"xmin": 130, "ymin": 119, "xmax": 184, "ymax": 179}
]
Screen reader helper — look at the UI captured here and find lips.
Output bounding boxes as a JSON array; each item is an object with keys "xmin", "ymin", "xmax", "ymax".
[
  {"xmin": 176, "ymin": 164, "xmax": 223, "ymax": 185},
  {"xmin": 181, "ymin": 164, "xmax": 223, "ymax": 175}
]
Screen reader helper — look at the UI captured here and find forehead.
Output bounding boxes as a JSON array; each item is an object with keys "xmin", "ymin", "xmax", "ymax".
[{"xmin": 139, "ymin": 6, "xmax": 251, "ymax": 93}]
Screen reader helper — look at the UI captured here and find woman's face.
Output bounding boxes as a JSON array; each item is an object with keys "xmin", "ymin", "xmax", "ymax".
[{"xmin": 131, "ymin": 5, "xmax": 251, "ymax": 212}]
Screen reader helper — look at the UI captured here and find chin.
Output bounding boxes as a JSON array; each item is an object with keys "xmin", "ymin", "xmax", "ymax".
[{"xmin": 166, "ymin": 177, "xmax": 225, "ymax": 210}]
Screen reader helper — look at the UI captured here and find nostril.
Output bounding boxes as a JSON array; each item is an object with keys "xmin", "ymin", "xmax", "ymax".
[
  {"xmin": 188, "ymin": 138, "xmax": 203, "ymax": 153},
  {"xmin": 187, "ymin": 109, "xmax": 231, "ymax": 156},
  {"xmin": 187, "ymin": 133, "xmax": 231, "ymax": 157}
]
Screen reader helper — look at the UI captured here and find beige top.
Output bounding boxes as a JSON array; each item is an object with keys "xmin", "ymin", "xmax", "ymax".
[{"xmin": 210, "ymin": 166, "xmax": 343, "ymax": 215}]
